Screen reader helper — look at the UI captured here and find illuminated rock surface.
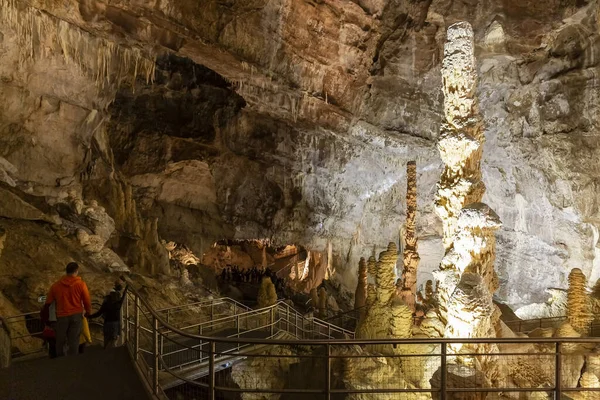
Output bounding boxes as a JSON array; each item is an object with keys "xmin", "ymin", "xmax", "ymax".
[
  {"xmin": 434, "ymin": 22, "xmax": 485, "ymax": 252},
  {"xmin": 567, "ymin": 268, "xmax": 594, "ymax": 335},
  {"xmin": 0, "ymin": 0, "xmax": 599, "ymax": 313},
  {"xmin": 399, "ymin": 161, "xmax": 420, "ymax": 312}
]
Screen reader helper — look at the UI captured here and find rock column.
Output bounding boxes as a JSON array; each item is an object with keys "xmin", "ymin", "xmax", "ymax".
[
  {"xmin": 567, "ymin": 268, "xmax": 593, "ymax": 335},
  {"xmin": 357, "ymin": 243, "xmax": 412, "ymax": 343},
  {"xmin": 398, "ymin": 161, "xmax": 420, "ymax": 312},
  {"xmin": 354, "ymin": 257, "xmax": 367, "ymax": 316},
  {"xmin": 435, "ymin": 21, "xmax": 486, "ymax": 251},
  {"xmin": 436, "ymin": 203, "xmax": 501, "ymax": 368},
  {"xmin": 435, "ymin": 22, "xmax": 487, "ymax": 321}
]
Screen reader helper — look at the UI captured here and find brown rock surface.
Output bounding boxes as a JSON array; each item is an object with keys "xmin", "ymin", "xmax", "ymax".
[{"xmin": 0, "ymin": 0, "xmax": 599, "ymax": 311}]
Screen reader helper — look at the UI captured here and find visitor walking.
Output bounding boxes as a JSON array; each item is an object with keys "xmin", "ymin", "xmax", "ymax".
[
  {"xmin": 45, "ymin": 262, "xmax": 92, "ymax": 356},
  {"xmin": 88, "ymin": 279, "xmax": 128, "ymax": 349}
]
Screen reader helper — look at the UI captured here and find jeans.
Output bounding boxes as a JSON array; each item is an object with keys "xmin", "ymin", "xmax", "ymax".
[{"xmin": 55, "ymin": 314, "xmax": 83, "ymax": 357}]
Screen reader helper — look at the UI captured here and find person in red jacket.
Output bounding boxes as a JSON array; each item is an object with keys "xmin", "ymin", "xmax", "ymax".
[{"xmin": 45, "ymin": 262, "xmax": 92, "ymax": 357}]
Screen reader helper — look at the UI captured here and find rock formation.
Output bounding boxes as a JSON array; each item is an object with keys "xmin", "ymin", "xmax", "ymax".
[
  {"xmin": 436, "ymin": 204, "xmax": 502, "ymax": 350},
  {"xmin": 398, "ymin": 161, "xmax": 420, "ymax": 312},
  {"xmin": 567, "ymin": 268, "xmax": 594, "ymax": 335},
  {"xmin": 257, "ymin": 277, "xmax": 278, "ymax": 308},
  {"xmin": 354, "ymin": 257, "xmax": 368, "ymax": 318},
  {"xmin": 231, "ymin": 346, "xmax": 298, "ymax": 400},
  {"xmin": 1, "ymin": 0, "xmax": 600, "ymax": 317},
  {"xmin": 310, "ymin": 287, "xmax": 319, "ymax": 311},
  {"xmin": 433, "ymin": 23, "xmax": 501, "ymax": 335},
  {"xmin": 357, "ymin": 242, "xmax": 412, "ymax": 346},
  {"xmin": 318, "ymin": 287, "xmax": 328, "ymax": 318},
  {"xmin": 434, "ymin": 22, "xmax": 486, "ymax": 253},
  {"xmin": 0, "ymin": 228, "xmax": 5, "ymax": 259}
]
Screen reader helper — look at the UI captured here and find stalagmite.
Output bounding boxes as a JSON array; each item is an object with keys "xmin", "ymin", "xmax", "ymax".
[
  {"xmin": 257, "ymin": 277, "xmax": 278, "ymax": 308},
  {"xmin": 567, "ymin": 268, "xmax": 593, "ymax": 335},
  {"xmin": 398, "ymin": 160, "xmax": 420, "ymax": 312},
  {"xmin": 354, "ymin": 257, "xmax": 367, "ymax": 315},
  {"xmin": 310, "ymin": 287, "xmax": 319, "ymax": 311},
  {"xmin": 357, "ymin": 243, "xmax": 412, "ymax": 342},
  {"xmin": 180, "ymin": 268, "xmax": 192, "ymax": 286},
  {"xmin": 434, "ymin": 21, "xmax": 486, "ymax": 251},
  {"xmin": 318, "ymin": 287, "xmax": 328, "ymax": 318},
  {"xmin": 434, "ymin": 22, "xmax": 489, "ymax": 325},
  {"xmin": 438, "ymin": 204, "xmax": 501, "ymax": 347}
]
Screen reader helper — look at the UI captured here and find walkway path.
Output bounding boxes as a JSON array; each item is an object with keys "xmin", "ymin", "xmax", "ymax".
[{"xmin": 0, "ymin": 346, "xmax": 149, "ymax": 400}]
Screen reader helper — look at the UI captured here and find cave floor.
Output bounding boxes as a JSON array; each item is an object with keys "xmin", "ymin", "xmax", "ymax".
[{"xmin": 0, "ymin": 346, "xmax": 149, "ymax": 400}]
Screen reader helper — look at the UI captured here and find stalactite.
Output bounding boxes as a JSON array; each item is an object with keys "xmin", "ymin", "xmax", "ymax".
[
  {"xmin": 398, "ymin": 161, "xmax": 420, "ymax": 312},
  {"xmin": 325, "ymin": 240, "xmax": 334, "ymax": 279},
  {"xmin": 567, "ymin": 268, "xmax": 593, "ymax": 335},
  {"xmin": 0, "ymin": 0, "xmax": 155, "ymax": 95}
]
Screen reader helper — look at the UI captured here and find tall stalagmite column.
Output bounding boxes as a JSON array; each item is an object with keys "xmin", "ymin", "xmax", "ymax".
[
  {"xmin": 439, "ymin": 204, "xmax": 501, "ymax": 349},
  {"xmin": 399, "ymin": 161, "xmax": 420, "ymax": 312},
  {"xmin": 567, "ymin": 268, "xmax": 593, "ymax": 335},
  {"xmin": 354, "ymin": 257, "xmax": 368, "ymax": 312},
  {"xmin": 435, "ymin": 22, "xmax": 486, "ymax": 322},
  {"xmin": 435, "ymin": 21, "xmax": 486, "ymax": 251}
]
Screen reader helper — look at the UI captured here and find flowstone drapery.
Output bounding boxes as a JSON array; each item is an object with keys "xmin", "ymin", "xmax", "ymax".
[{"xmin": 398, "ymin": 161, "xmax": 420, "ymax": 312}]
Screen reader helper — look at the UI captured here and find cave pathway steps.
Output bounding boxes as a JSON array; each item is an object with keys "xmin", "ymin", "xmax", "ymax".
[
  {"xmin": 157, "ymin": 327, "xmax": 287, "ymax": 390},
  {"xmin": 0, "ymin": 345, "xmax": 149, "ymax": 400}
]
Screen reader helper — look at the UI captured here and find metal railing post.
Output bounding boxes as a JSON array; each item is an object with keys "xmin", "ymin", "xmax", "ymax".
[
  {"xmin": 441, "ymin": 342, "xmax": 447, "ymax": 400},
  {"xmin": 555, "ymin": 341, "xmax": 562, "ymax": 399},
  {"xmin": 152, "ymin": 317, "xmax": 159, "ymax": 395},
  {"xmin": 209, "ymin": 341, "xmax": 216, "ymax": 400},
  {"xmin": 134, "ymin": 295, "xmax": 140, "ymax": 361},
  {"xmin": 326, "ymin": 343, "xmax": 331, "ymax": 400},
  {"xmin": 166, "ymin": 309, "xmax": 170, "ymax": 324}
]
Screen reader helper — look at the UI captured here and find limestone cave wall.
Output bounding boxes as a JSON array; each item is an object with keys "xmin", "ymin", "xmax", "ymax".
[{"xmin": 1, "ymin": 0, "xmax": 600, "ymax": 310}]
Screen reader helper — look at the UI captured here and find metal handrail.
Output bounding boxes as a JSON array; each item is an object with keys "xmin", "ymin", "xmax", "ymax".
[
  {"xmin": 122, "ymin": 280, "xmax": 600, "ymax": 346},
  {"xmin": 154, "ymin": 297, "xmax": 250, "ymax": 314}
]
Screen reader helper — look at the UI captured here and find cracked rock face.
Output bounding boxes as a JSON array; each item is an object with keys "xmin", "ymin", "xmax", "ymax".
[{"xmin": 0, "ymin": 0, "xmax": 599, "ymax": 311}]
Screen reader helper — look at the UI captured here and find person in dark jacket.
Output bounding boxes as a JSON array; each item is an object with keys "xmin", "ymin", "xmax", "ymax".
[{"xmin": 88, "ymin": 280, "xmax": 128, "ymax": 349}]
